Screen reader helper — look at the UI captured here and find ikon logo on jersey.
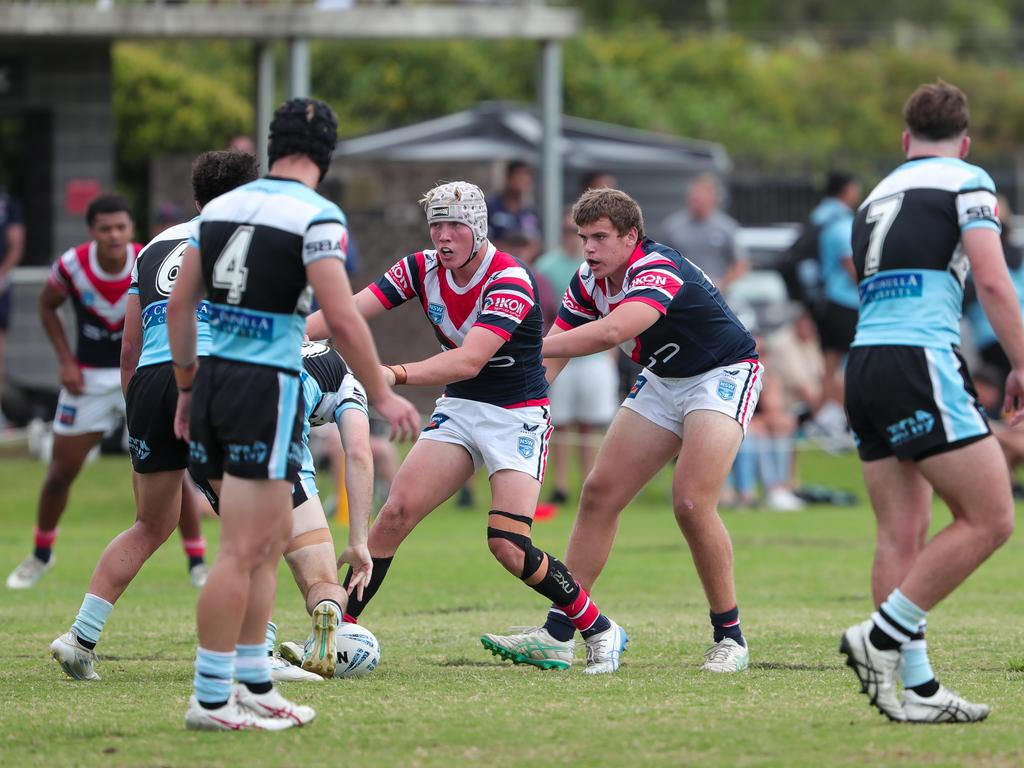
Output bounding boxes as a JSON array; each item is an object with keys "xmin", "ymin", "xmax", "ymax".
[
  {"xmin": 631, "ymin": 272, "xmax": 671, "ymax": 288},
  {"xmin": 386, "ymin": 262, "xmax": 411, "ymax": 295},
  {"xmin": 561, "ymin": 292, "xmax": 589, "ymax": 316},
  {"xmin": 484, "ymin": 295, "xmax": 530, "ymax": 321}
]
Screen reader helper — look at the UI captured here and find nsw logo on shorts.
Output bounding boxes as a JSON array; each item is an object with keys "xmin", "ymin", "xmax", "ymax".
[
  {"xmin": 58, "ymin": 404, "xmax": 77, "ymax": 426},
  {"xmin": 627, "ymin": 375, "xmax": 647, "ymax": 399},
  {"xmin": 517, "ymin": 435, "xmax": 536, "ymax": 459},
  {"xmin": 423, "ymin": 413, "xmax": 449, "ymax": 432},
  {"xmin": 717, "ymin": 379, "xmax": 737, "ymax": 401},
  {"xmin": 427, "ymin": 302, "xmax": 446, "ymax": 324}
]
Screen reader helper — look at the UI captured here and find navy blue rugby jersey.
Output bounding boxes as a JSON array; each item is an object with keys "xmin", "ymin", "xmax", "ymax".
[
  {"xmin": 190, "ymin": 176, "xmax": 348, "ymax": 373},
  {"xmin": 369, "ymin": 242, "xmax": 548, "ymax": 408},
  {"xmin": 851, "ymin": 157, "xmax": 1000, "ymax": 349},
  {"xmin": 555, "ymin": 238, "xmax": 756, "ymax": 378}
]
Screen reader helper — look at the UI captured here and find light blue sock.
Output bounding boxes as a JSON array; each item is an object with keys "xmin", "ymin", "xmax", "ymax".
[
  {"xmin": 194, "ymin": 647, "xmax": 235, "ymax": 706},
  {"xmin": 71, "ymin": 593, "xmax": 113, "ymax": 646},
  {"xmin": 770, "ymin": 437, "xmax": 794, "ymax": 485},
  {"xmin": 265, "ymin": 621, "xmax": 277, "ymax": 657},
  {"xmin": 731, "ymin": 435, "xmax": 759, "ymax": 497},
  {"xmin": 900, "ymin": 622, "xmax": 936, "ymax": 688},
  {"xmin": 235, "ymin": 643, "xmax": 271, "ymax": 685},
  {"xmin": 881, "ymin": 588, "xmax": 927, "ymax": 635}
]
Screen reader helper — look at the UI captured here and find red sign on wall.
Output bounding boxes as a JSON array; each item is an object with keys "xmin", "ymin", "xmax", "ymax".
[{"xmin": 65, "ymin": 180, "xmax": 102, "ymax": 216}]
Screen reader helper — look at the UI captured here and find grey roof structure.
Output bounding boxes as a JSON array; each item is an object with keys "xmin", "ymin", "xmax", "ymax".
[{"xmin": 335, "ymin": 102, "xmax": 731, "ymax": 174}]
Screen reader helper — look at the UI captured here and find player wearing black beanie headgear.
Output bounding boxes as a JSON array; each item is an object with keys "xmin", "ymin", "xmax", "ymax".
[{"xmin": 268, "ymin": 98, "xmax": 338, "ymax": 182}]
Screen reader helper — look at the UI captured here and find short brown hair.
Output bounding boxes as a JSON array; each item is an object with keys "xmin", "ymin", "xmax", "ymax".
[
  {"xmin": 572, "ymin": 188, "xmax": 645, "ymax": 239},
  {"xmin": 903, "ymin": 81, "xmax": 969, "ymax": 141}
]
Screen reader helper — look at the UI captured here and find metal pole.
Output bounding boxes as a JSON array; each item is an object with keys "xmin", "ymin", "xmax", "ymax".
[
  {"xmin": 287, "ymin": 38, "xmax": 310, "ymax": 99},
  {"xmin": 538, "ymin": 39, "xmax": 562, "ymax": 253},
  {"xmin": 255, "ymin": 42, "xmax": 274, "ymax": 175}
]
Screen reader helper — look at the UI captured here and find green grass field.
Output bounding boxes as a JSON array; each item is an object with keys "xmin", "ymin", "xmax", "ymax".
[{"xmin": 2, "ymin": 450, "xmax": 1022, "ymax": 767}]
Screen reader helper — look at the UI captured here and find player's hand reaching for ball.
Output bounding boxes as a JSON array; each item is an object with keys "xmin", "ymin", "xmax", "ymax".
[{"xmin": 338, "ymin": 544, "xmax": 373, "ymax": 602}]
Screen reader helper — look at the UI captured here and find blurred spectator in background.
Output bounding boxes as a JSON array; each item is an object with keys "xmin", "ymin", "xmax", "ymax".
[
  {"xmin": 658, "ymin": 173, "xmax": 749, "ymax": 293},
  {"xmin": 581, "ymin": 170, "xmax": 617, "ymax": 192},
  {"xmin": 0, "ymin": 186, "xmax": 25, "ymax": 431},
  {"xmin": 807, "ymin": 171, "xmax": 861, "ymax": 445},
  {"xmin": 153, "ymin": 201, "xmax": 184, "ymax": 235},
  {"xmin": 535, "ymin": 210, "xmax": 618, "ymax": 504},
  {"xmin": 227, "ymin": 135, "xmax": 256, "ymax": 156},
  {"xmin": 966, "ymin": 194, "xmax": 1022, "ymax": 407},
  {"xmin": 488, "ymin": 160, "xmax": 543, "ymax": 262}
]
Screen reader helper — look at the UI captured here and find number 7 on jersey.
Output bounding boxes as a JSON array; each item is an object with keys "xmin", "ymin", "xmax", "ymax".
[{"xmin": 863, "ymin": 193, "xmax": 904, "ymax": 277}]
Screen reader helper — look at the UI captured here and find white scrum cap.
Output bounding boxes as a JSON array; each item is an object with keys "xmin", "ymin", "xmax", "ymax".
[{"xmin": 421, "ymin": 181, "xmax": 489, "ymax": 255}]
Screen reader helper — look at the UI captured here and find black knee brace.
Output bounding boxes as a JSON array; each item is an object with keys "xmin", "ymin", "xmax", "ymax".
[{"xmin": 487, "ymin": 510, "xmax": 580, "ymax": 606}]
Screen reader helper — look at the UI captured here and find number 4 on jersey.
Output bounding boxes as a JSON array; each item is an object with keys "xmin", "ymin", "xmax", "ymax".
[{"xmin": 212, "ymin": 225, "xmax": 254, "ymax": 304}]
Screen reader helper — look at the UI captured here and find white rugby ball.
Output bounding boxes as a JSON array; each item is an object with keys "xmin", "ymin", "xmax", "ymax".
[{"xmin": 334, "ymin": 623, "xmax": 380, "ymax": 678}]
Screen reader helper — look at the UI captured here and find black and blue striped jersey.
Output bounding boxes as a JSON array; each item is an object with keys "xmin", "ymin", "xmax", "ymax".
[
  {"xmin": 130, "ymin": 220, "xmax": 212, "ymax": 369},
  {"xmin": 190, "ymin": 176, "xmax": 348, "ymax": 373},
  {"xmin": 852, "ymin": 157, "xmax": 1001, "ymax": 349}
]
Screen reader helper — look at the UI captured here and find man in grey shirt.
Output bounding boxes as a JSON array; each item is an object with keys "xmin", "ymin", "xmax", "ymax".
[{"xmin": 659, "ymin": 173, "xmax": 749, "ymax": 292}]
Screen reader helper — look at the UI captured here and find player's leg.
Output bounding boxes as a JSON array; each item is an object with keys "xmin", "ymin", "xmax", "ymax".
[
  {"xmin": 673, "ymin": 408, "xmax": 749, "ymax": 671},
  {"xmin": 6, "ymin": 429, "xmax": 102, "ymax": 589},
  {"xmin": 341, "ymin": 437, "xmax": 475, "ymax": 620},
  {"xmin": 482, "ymin": 467, "xmax": 626, "ymax": 673},
  {"xmin": 177, "ymin": 477, "xmax": 208, "ymax": 587},
  {"xmin": 50, "ymin": 469, "xmax": 185, "ymax": 680}
]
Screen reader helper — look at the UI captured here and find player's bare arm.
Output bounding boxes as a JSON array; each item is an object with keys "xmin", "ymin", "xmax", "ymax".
[
  {"xmin": 963, "ymin": 226, "xmax": 1024, "ymax": 422},
  {"xmin": 382, "ymin": 325, "xmax": 506, "ymax": 387},
  {"xmin": 38, "ymin": 280, "xmax": 82, "ymax": 395},
  {"xmin": 166, "ymin": 245, "xmax": 205, "ymax": 441},
  {"xmin": 307, "ymin": 258, "xmax": 419, "ymax": 441},
  {"xmin": 119, "ymin": 294, "xmax": 143, "ymax": 396},
  {"xmin": 543, "ymin": 301, "xmax": 661, "ymax": 359}
]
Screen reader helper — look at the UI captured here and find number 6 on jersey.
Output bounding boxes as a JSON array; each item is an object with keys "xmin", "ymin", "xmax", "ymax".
[{"xmin": 212, "ymin": 225, "xmax": 254, "ymax": 304}]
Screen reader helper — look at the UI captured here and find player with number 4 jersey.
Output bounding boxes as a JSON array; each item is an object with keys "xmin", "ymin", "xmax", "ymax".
[{"xmin": 484, "ymin": 187, "xmax": 761, "ymax": 674}]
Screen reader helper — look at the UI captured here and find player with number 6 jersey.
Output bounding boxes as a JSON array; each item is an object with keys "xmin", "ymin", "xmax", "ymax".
[
  {"xmin": 484, "ymin": 187, "xmax": 762, "ymax": 674},
  {"xmin": 306, "ymin": 180, "xmax": 626, "ymax": 675}
]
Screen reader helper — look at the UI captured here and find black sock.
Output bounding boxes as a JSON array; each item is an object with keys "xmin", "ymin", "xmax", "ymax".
[
  {"xmin": 34, "ymin": 547, "xmax": 52, "ymax": 564},
  {"xmin": 342, "ymin": 556, "xmax": 393, "ymax": 619},
  {"xmin": 710, "ymin": 606, "xmax": 745, "ymax": 647},
  {"xmin": 188, "ymin": 555, "xmax": 205, "ymax": 570},
  {"xmin": 243, "ymin": 681, "xmax": 273, "ymax": 695},
  {"xmin": 77, "ymin": 636, "xmax": 97, "ymax": 651},
  {"xmin": 868, "ymin": 609, "xmax": 905, "ymax": 651},
  {"xmin": 542, "ymin": 608, "xmax": 576, "ymax": 642},
  {"xmin": 198, "ymin": 699, "xmax": 230, "ymax": 710},
  {"xmin": 580, "ymin": 614, "xmax": 611, "ymax": 640},
  {"xmin": 909, "ymin": 679, "xmax": 941, "ymax": 697}
]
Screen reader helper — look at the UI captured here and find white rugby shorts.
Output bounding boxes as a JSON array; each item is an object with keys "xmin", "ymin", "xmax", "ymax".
[
  {"xmin": 620, "ymin": 361, "xmax": 763, "ymax": 438},
  {"xmin": 549, "ymin": 353, "xmax": 619, "ymax": 427},
  {"xmin": 418, "ymin": 396, "xmax": 553, "ymax": 481},
  {"xmin": 53, "ymin": 367, "xmax": 126, "ymax": 436}
]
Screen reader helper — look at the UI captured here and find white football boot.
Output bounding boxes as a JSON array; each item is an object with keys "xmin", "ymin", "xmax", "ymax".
[
  {"xmin": 839, "ymin": 619, "xmax": 906, "ymax": 721},
  {"xmin": 584, "ymin": 620, "xmax": 629, "ymax": 675},
  {"xmin": 701, "ymin": 637, "xmax": 750, "ymax": 673},
  {"xmin": 480, "ymin": 627, "xmax": 574, "ymax": 670},
  {"xmin": 302, "ymin": 602, "xmax": 338, "ymax": 679},
  {"xmin": 50, "ymin": 630, "xmax": 100, "ymax": 681},
  {"xmin": 185, "ymin": 695, "xmax": 292, "ymax": 731},
  {"xmin": 188, "ymin": 563, "xmax": 209, "ymax": 589},
  {"xmin": 278, "ymin": 640, "xmax": 307, "ymax": 669},
  {"xmin": 233, "ymin": 684, "xmax": 315, "ymax": 726},
  {"xmin": 270, "ymin": 654, "xmax": 323, "ymax": 682},
  {"xmin": 902, "ymin": 686, "xmax": 991, "ymax": 723},
  {"xmin": 6, "ymin": 555, "xmax": 54, "ymax": 590}
]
